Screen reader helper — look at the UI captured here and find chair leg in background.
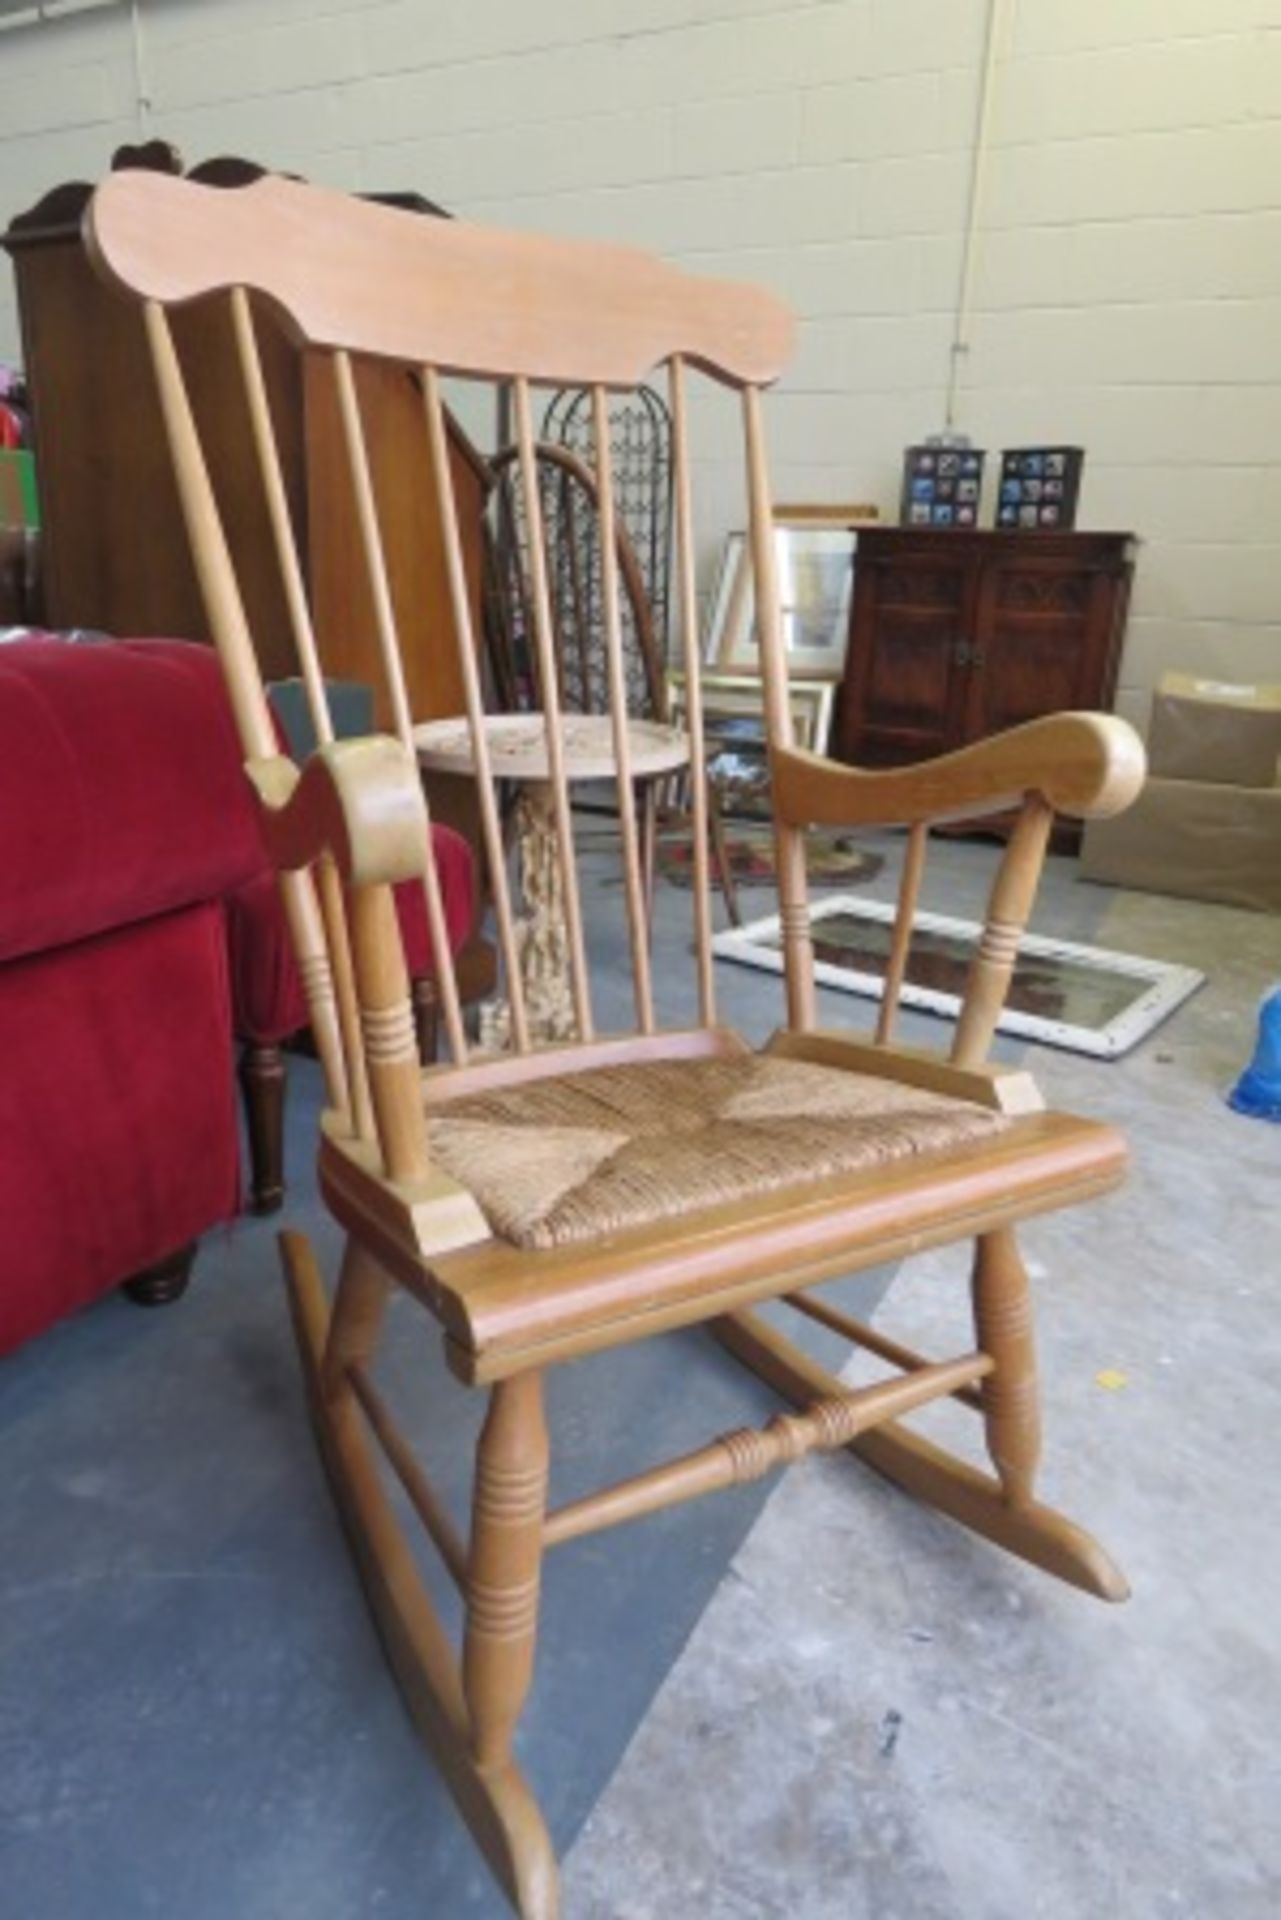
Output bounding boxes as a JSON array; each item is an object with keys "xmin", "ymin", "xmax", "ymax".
[
  {"xmin": 239, "ymin": 1039, "xmax": 286, "ymax": 1214},
  {"xmin": 636, "ymin": 777, "xmax": 658, "ymax": 929},
  {"xmin": 707, "ymin": 782, "xmax": 741, "ymax": 927},
  {"xmin": 412, "ymin": 974, "xmax": 441, "ymax": 1064}
]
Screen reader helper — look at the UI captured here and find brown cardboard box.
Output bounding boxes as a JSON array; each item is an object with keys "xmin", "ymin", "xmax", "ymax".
[
  {"xmin": 1080, "ymin": 775, "xmax": 1281, "ymax": 913},
  {"xmin": 1148, "ymin": 671, "xmax": 1281, "ymax": 786}
]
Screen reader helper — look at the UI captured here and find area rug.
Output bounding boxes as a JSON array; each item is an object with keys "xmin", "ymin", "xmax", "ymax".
[
  {"xmin": 712, "ymin": 894, "xmax": 1205, "ymax": 1058},
  {"xmin": 657, "ymin": 823, "xmax": 884, "ymax": 892}
]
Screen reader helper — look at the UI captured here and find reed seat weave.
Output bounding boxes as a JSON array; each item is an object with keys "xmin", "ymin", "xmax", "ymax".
[{"xmin": 426, "ymin": 1053, "xmax": 1012, "ymax": 1251}]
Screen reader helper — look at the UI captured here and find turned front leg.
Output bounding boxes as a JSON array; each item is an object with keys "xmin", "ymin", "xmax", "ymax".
[
  {"xmin": 971, "ymin": 1229, "xmax": 1041, "ymax": 1508},
  {"xmin": 464, "ymin": 1373, "xmax": 549, "ymax": 1774}
]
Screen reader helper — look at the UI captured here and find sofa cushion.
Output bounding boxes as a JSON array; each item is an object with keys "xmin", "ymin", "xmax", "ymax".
[{"xmin": 0, "ymin": 636, "xmax": 264, "ymax": 965}]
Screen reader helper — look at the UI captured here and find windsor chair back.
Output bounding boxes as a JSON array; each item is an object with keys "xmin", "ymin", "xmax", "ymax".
[
  {"xmin": 88, "ymin": 170, "xmax": 1145, "ymax": 1919},
  {"xmin": 482, "ymin": 435, "xmax": 741, "ymax": 926},
  {"xmin": 485, "ymin": 438, "xmax": 667, "ymax": 722}
]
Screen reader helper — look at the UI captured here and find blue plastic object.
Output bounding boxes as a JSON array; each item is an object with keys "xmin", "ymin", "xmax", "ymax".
[{"xmin": 1228, "ymin": 983, "xmax": 1281, "ymax": 1122}]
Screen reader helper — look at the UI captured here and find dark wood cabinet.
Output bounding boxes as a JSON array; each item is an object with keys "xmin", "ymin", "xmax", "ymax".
[{"xmin": 835, "ymin": 527, "xmax": 1135, "ymax": 841}]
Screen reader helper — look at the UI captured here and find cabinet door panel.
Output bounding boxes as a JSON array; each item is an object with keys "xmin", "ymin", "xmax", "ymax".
[
  {"xmin": 836, "ymin": 532, "xmax": 1134, "ymax": 801},
  {"xmin": 965, "ymin": 561, "xmax": 1119, "ymax": 740},
  {"xmin": 839, "ymin": 554, "xmax": 972, "ymax": 764}
]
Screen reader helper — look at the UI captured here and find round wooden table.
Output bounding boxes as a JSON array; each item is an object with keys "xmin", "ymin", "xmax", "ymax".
[{"xmin": 413, "ymin": 713, "xmax": 690, "ymax": 1044}]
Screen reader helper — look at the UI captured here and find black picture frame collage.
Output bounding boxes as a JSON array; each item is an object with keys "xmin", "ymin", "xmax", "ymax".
[
  {"xmin": 996, "ymin": 447, "xmax": 1084, "ymax": 530},
  {"xmin": 900, "ymin": 443, "xmax": 1084, "ymax": 532},
  {"xmin": 901, "ymin": 445, "xmax": 984, "ymax": 528}
]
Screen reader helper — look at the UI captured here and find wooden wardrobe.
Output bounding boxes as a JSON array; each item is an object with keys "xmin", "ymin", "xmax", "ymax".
[{"xmin": 3, "ymin": 143, "xmax": 488, "ymax": 725}]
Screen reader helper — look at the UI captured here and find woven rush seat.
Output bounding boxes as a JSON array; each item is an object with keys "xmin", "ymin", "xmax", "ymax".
[{"xmin": 425, "ymin": 1053, "xmax": 1012, "ymax": 1251}]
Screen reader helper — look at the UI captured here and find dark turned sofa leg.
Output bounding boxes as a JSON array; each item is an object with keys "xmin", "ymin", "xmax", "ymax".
[
  {"xmin": 239, "ymin": 1039, "xmax": 286, "ymax": 1215},
  {"xmin": 122, "ymin": 1241, "xmax": 197, "ymax": 1307}
]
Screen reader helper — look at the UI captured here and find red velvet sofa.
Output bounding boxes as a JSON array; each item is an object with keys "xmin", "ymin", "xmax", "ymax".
[
  {"xmin": 0, "ymin": 636, "xmax": 259, "ymax": 1353},
  {"xmin": 0, "ymin": 634, "xmax": 476, "ymax": 1354}
]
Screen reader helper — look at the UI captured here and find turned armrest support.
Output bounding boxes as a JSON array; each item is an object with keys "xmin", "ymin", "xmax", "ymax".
[
  {"xmin": 249, "ymin": 739, "xmax": 436, "ymax": 1183},
  {"xmin": 246, "ymin": 736, "xmax": 429, "ymax": 888},
  {"xmin": 773, "ymin": 712, "xmax": 1146, "ymax": 831}
]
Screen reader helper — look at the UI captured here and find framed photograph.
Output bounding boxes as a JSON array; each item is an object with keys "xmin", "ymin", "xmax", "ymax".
[
  {"xmin": 702, "ymin": 527, "xmax": 857, "ymax": 676},
  {"xmin": 668, "ymin": 670, "xmax": 834, "ymax": 819}
]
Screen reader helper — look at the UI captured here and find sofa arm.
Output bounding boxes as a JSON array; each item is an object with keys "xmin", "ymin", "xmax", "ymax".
[{"xmin": 0, "ymin": 636, "xmax": 266, "ymax": 965}]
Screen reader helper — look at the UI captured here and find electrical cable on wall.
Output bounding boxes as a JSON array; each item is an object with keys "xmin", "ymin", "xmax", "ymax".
[{"xmin": 944, "ymin": 0, "xmax": 1008, "ymax": 431}]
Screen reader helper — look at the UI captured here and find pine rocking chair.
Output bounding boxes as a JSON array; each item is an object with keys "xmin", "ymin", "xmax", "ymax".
[{"xmin": 88, "ymin": 172, "xmax": 1146, "ymax": 1919}]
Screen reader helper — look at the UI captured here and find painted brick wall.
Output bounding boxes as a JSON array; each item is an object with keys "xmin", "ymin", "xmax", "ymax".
[{"xmin": 1, "ymin": 0, "xmax": 1277, "ymax": 715}]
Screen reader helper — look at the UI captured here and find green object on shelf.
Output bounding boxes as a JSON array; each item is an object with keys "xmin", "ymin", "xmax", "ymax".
[{"xmin": 0, "ymin": 449, "xmax": 39, "ymax": 530}]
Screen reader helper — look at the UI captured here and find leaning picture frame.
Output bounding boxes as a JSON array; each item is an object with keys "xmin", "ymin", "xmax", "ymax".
[
  {"xmin": 702, "ymin": 524, "xmax": 860, "ymax": 675},
  {"xmin": 668, "ymin": 669, "xmax": 835, "ymax": 819},
  {"xmin": 701, "ymin": 531, "xmax": 750, "ymax": 667}
]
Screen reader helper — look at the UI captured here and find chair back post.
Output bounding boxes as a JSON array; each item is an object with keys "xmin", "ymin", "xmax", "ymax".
[
  {"xmin": 141, "ymin": 296, "xmax": 353, "ymax": 1123},
  {"xmin": 951, "ymin": 794, "xmax": 1054, "ymax": 1068},
  {"xmin": 421, "ymin": 367, "xmax": 533, "ymax": 1055}
]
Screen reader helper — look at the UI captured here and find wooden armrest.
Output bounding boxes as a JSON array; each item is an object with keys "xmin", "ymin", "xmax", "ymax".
[
  {"xmin": 773, "ymin": 712, "xmax": 1146, "ymax": 830},
  {"xmin": 246, "ymin": 736, "xmax": 429, "ymax": 887}
]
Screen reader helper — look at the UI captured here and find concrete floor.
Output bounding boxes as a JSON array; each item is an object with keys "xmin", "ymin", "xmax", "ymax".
[
  {"xmin": 3, "ymin": 834, "xmax": 1278, "ymax": 1918},
  {"xmin": 568, "ymin": 847, "xmax": 1281, "ymax": 1918}
]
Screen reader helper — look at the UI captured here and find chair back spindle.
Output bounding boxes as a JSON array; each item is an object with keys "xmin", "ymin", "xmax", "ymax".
[
  {"xmin": 668, "ymin": 357, "xmax": 716, "ymax": 1028},
  {"xmin": 230, "ymin": 287, "xmax": 376, "ymax": 1133},
  {"xmin": 331, "ymin": 351, "xmax": 470, "ymax": 1065},
  {"xmin": 511, "ymin": 376, "xmax": 595, "ymax": 1043},
  {"xmin": 743, "ymin": 386, "xmax": 815, "ymax": 1033},
  {"xmin": 421, "ymin": 368, "xmax": 532, "ymax": 1056},
  {"xmin": 591, "ymin": 382, "xmax": 655, "ymax": 1035},
  {"xmin": 229, "ymin": 287, "xmax": 333, "ymax": 750},
  {"xmin": 142, "ymin": 295, "xmax": 354, "ymax": 1125}
]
